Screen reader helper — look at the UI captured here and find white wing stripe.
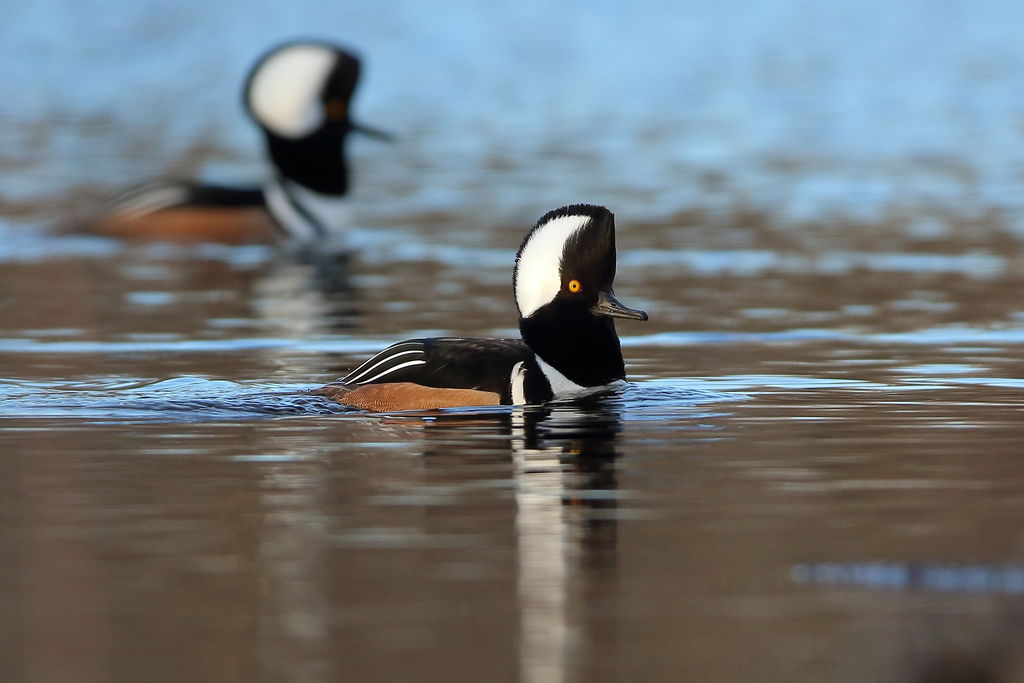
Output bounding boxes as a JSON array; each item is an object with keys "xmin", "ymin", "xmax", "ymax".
[
  {"xmin": 510, "ymin": 361, "xmax": 527, "ymax": 404},
  {"xmin": 344, "ymin": 347, "xmax": 424, "ymax": 383},
  {"xmin": 357, "ymin": 359, "xmax": 427, "ymax": 384},
  {"xmin": 114, "ymin": 187, "xmax": 190, "ymax": 217}
]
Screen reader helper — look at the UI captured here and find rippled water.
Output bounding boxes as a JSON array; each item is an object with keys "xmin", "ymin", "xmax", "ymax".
[{"xmin": 3, "ymin": 1, "xmax": 1024, "ymax": 681}]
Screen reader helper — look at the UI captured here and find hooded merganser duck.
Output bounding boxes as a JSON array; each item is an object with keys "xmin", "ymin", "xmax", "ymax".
[
  {"xmin": 91, "ymin": 40, "xmax": 389, "ymax": 245},
  {"xmin": 314, "ymin": 204, "xmax": 648, "ymax": 411}
]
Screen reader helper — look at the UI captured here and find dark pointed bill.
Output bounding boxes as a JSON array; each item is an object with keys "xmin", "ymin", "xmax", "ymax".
[
  {"xmin": 592, "ymin": 291, "xmax": 648, "ymax": 321},
  {"xmin": 350, "ymin": 121, "xmax": 395, "ymax": 142}
]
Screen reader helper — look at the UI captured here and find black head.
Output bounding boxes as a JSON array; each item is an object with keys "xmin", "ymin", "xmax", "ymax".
[
  {"xmin": 514, "ymin": 204, "xmax": 647, "ymax": 387},
  {"xmin": 243, "ymin": 40, "xmax": 389, "ymax": 195}
]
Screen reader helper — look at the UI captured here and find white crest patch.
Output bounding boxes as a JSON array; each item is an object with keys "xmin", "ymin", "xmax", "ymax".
[
  {"xmin": 247, "ymin": 44, "xmax": 335, "ymax": 138},
  {"xmin": 515, "ymin": 213, "xmax": 589, "ymax": 318}
]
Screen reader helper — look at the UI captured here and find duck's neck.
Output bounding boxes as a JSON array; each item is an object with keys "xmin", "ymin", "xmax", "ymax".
[
  {"xmin": 264, "ymin": 126, "xmax": 349, "ymax": 196},
  {"xmin": 519, "ymin": 309, "xmax": 626, "ymax": 391}
]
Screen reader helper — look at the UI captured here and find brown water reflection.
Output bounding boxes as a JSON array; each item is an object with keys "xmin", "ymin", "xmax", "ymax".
[
  {"xmin": 0, "ymin": 405, "xmax": 624, "ymax": 682},
  {"xmin": 3, "ymin": 378, "xmax": 1024, "ymax": 682}
]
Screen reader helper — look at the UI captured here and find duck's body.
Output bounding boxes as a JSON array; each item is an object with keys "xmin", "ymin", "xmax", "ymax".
[
  {"xmin": 315, "ymin": 204, "xmax": 648, "ymax": 412},
  {"xmin": 316, "ymin": 338, "xmax": 530, "ymax": 409},
  {"xmin": 90, "ymin": 40, "xmax": 387, "ymax": 245},
  {"xmin": 93, "ymin": 181, "xmax": 277, "ymax": 243}
]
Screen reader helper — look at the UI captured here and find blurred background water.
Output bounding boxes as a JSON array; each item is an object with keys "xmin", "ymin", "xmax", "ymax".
[
  {"xmin": 6, "ymin": 0, "xmax": 1024, "ymax": 234},
  {"xmin": 2, "ymin": 1, "xmax": 1024, "ymax": 681}
]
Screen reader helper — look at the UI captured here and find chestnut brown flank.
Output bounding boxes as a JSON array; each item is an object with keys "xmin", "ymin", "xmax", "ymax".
[
  {"xmin": 92, "ymin": 207, "xmax": 279, "ymax": 244},
  {"xmin": 316, "ymin": 382, "xmax": 500, "ymax": 412}
]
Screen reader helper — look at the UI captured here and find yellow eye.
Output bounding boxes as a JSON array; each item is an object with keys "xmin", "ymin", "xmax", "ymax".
[{"xmin": 567, "ymin": 279, "xmax": 582, "ymax": 293}]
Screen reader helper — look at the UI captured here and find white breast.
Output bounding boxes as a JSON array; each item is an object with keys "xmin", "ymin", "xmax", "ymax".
[
  {"xmin": 535, "ymin": 355, "xmax": 626, "ymax": 401},
  {"xmin": 264, "ymin": 177, "xmax": 351, "ymax": 245}
]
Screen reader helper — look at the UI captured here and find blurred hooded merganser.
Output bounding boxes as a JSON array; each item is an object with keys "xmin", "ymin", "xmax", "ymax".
[
  {"xmin": 91, "ymin": 40, "xmax": 389, "ymax": 245},
  {"xmin": 314, "ymin": 204, "xmax": 648, "ymax": 411}
]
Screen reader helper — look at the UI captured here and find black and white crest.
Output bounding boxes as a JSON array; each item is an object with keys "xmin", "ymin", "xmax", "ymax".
[
  {"xmin": 514, "ymin": 204, "xmax": 616, "ymax": 318},
  {"xmin": 243, "ymin": 40, "xmax": 370, "ymax": 197},
  {"xmin": 243, "ymin": 41, "xmax": 359, "ymax": 140}
]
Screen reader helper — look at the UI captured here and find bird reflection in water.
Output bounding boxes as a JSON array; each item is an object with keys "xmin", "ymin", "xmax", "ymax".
[
  {"xmin": 250, "ymin": 246, "xmax": 358, "ymax": 341},
  {"xmin": 511, "ymin": 401, "xmax": 621, "ymax": 683},
  {"xmin": 418, "ymin": 398, "xmax": 622, "ymax": 683}
]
